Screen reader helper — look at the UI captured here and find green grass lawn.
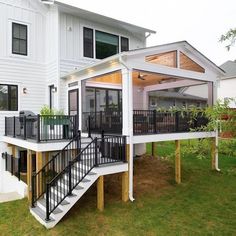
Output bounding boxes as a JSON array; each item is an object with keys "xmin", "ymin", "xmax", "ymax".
[{"xmin": 1, "ymin": 140, "xmax": 236, "ymax": 235}]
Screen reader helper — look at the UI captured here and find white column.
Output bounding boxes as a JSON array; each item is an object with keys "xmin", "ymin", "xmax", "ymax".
[
  {"xmin": 122, "ymin": 68, "xmax": 130, "ymax": 136},
  {"xmin": 79, "ymin": 80, "xmax": 86, "ymax": 132},
  {"xmin": 78, "ymin": 80, "xmax": 82, "ymax": 131},
  {"xmin": 121, "ymin": 67, "xmax": 134, "ymax": 201}
]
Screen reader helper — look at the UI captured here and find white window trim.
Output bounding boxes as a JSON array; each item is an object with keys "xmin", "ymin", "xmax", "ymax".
[{"xmin": 8, "ymin": 19, "xmax": 31, "ymax": 60}]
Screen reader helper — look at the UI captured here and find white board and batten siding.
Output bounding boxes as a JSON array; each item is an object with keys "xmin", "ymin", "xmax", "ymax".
[{"xmin": 59, "ymin": 12, "xmax": 146, "ymax": 112}]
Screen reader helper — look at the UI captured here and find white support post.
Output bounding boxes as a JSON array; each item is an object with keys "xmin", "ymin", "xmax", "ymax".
[
  {"xmin": 122, "ymin": 68, "xmax": 130, "ymax": 136},
  {"xmin": 80, "ymin": 80, "xmax": 86, "ymax": 132},
  {"xmin": 121, "ymin": 67, "xmax": 134, "ymax": 201},
  {"xmin": 78, "ymin": 80, "xmax": 82, "ymax": 131}
]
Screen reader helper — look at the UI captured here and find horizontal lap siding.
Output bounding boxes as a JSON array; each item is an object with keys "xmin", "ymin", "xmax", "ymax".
[{"xmin": 0, "ymin": 0, "xmax": 49, "ymax": 137}]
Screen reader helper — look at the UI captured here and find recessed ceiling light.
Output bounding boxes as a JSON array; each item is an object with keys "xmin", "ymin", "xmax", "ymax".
[{"xmin": 41, "ymin": 0, "xmax": 54, "ymax": 5}]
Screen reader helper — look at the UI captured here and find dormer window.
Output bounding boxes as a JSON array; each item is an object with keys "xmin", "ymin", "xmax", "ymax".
[
  {"xmin": 83, "ymin": 27, "xmax": 129, "ymax": 59},
  {"xmin": 12, "ymin": 23, "xmax": 27, "ymax": 56}
]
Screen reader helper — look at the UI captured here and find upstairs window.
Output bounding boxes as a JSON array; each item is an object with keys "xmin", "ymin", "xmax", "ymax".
[
  {"xmin": 0, "ymin": 84, "xmax": 18, "ymax": 111},
  {"xmin": 83, "ymin": 27, "xmax": 94, "ymax": 58},
  {"xmin": 95, "ymin": 31, "xmax": 119, "ymax": 59},
  {"xmin": 12, "ymin": 23, "xmax": 27, "ymax": 56},
  {"xmin": 83, "ymin": 27, "xmax": 129, "ymax": 59},
  {"xmin": 121, "ymin": 37, "xmax": 129, "ymax": 52}
]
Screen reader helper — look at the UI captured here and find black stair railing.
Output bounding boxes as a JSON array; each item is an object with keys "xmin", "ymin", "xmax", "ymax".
[
  {"xmin": 45, "ymin": 135, "xmax": 126, "ymax": 221},
  {"xmin": 32, "ymin": 131, "xmax": 81, "ymax": 207}
]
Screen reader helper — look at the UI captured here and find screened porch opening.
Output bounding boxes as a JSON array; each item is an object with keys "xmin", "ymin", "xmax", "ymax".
[{"xmin": 81, "ymin": 69, "xmax": 212, "ymax": 135}]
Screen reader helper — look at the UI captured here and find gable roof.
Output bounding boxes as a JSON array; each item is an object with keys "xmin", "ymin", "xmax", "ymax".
[
  {"xmin": 123, "ymin": 41, "xmax": 225, "ymax": 74},
  {"xmin": 220, "ymin": 60, "xmax": 236, "ymax": 79},
  {"xmin": 61, "ymin": 40, "xmax": 225, "ymax": 79},
  {"xmin": 54, "ymin": 1, "xmax": 156, "ymax": 35}
]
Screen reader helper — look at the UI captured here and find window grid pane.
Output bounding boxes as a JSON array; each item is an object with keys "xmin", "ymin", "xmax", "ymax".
[
  {"xmin": 83, "ymin": 27, "xmax": 94, "ymax": 58},
  {"xmin": 12, "ymin": 23, "xmax": 27, "ymax": 55},
  {"xmin": 121, "ymin": 37, "xmax": 129, "ymax": 52},
  {"xmin": 0, "ymin": 85, "xmax": 18, "ymax": 111}
]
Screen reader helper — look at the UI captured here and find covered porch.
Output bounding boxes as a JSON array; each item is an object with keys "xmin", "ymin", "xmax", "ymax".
[{"xmin": 63, "ymin": 41, "xmax": 224, "ymax": 201}]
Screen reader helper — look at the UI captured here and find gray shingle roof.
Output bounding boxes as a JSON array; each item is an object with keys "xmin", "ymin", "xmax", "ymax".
[{"xmin": 220, "ymin": 60, "xmax": 236, "ymax": 78}]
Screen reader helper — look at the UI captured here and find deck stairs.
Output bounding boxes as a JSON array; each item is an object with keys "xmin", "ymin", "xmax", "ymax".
[{"xmin": 30, "ymin": 134, "xmax": 127, "ymax": 228}]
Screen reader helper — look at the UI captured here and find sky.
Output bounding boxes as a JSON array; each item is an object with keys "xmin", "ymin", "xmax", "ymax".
[{"xmin": 58, "ymin": 0, "xmax": 236, "ymax": 66}]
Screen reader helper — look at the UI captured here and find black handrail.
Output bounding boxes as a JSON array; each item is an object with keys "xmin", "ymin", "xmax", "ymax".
[
  {"xmin": 5, "ymin": 114, "xmax": 78, "ymax": 142},
  {"xmin": 133, "ymin": 110, "xmax": 208, "ymax": 135},
  {"xmin": 45, "ymin": 135, "xmax": 126, "ymax": 221},
  {"xmin": 31, "ymin": 131, "xmax": 81, "ymax": 207}
]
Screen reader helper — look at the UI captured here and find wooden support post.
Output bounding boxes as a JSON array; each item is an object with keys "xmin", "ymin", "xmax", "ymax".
[
  {"xmin": 122, "ymin": 144, "xmax": 130, "ymax": 202},
  {"xmin": 36, "ymin": 152, "xmax": 43, "ymax": 196},
  {"xmin": 45, "ymin": 152, "xmax": 49, "ymax": 164},
  {"xmin": 151, "ymin": 142, "xmax": 157, "ymax": 157},
  {"xmin": 97, "ymin": 176, "xmax": 104, "ymax": 211},
  {"xmin": 211, "ymin": 137, "xmax": 216, "ymax": 170},
  {"xmin": 27, "ymin": 150, "xmax": 33, "ymax": 205},
  {"xmin": 122, "ymin": 171, "xmax": 129, "ymax": 202},
  {"xmin": 175, "ymin": 140, "xmax": 181, "ymax": 184}
]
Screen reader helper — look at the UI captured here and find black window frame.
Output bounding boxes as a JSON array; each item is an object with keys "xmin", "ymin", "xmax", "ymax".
[
  {"xmin": 0, "ymin": 84, "xmax": 18, "ymax": 111},
  {"xmin": 12, "ymin": 22, "xmax": 28, "ymax": 56},
  {"xmin": 83, "ymin": 27, "xmax": 94, "ymax": 58},
  {"xmin": 121, "ymin": 37, "xmax": 129, "ymax": 52},
  {"xmin": 86, "ymin": 87, "xmax": 122, "ymax": 113},
  {"xmin": 83, "ymin": 27, "xmax": 129, "ymax": 59}
]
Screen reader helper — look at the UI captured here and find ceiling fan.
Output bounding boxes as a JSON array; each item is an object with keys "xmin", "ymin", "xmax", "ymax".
[{"xmin": 137, "ymin": 72, "xmax": 148, "ymax": 81}]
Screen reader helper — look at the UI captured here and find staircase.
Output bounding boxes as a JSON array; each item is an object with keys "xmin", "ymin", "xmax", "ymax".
[{"xmin": 30, "ymin": 133, "xmax": 126, "ymax": 228}]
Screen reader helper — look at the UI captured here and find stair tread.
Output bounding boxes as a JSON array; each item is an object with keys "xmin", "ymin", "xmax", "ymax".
[
  {"xmin": 44, "ymin": 192, "xmax": 70, "ymax": 206},
  {"xmin": 72, "ymin": 166, "xmax": 96, "ymax": 175},
  {"xmin": 31, "ymin": 206, "xmax": 55, "ymax": 223},
  {"xmin": 38, "ymin": 199, "xmax": 63, "ymax": 215},
  {"xmin": 55, "ymin": 184, "xmax": 84, "ymax": 195}
]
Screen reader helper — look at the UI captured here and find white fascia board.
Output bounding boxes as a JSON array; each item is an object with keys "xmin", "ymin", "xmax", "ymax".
[
  {"xmin": 133, "ymin": 132, "xmax": 216, "ymax": 144},
  {"xmin": 63, "ymin": 63, "xmax": 122, "ymax": 82},
  {"xmin": 2, "ymin": 137, "xmax": 70, "ymax": 152},
  {"xmin": 127, "ymin": 60, "xmax": 216, "ymax": 82},
  {"xmin": 144, "ymin": 79, "xmax": 206, "ymax": 92}
]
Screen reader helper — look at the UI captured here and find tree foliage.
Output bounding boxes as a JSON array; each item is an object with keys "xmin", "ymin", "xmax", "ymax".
[{"xmin": 220, "ymin": 28, "xmax": 236, "ymax": 50}]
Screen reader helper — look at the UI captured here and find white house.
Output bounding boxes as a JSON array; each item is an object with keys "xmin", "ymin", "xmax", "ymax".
[
  {"xmin": 218, "ymin": 60, "xmax": 236, "ymax": 107},
  {"xmin": 0, "ymin": 0, "xmax": 225, "ymax": 229}
]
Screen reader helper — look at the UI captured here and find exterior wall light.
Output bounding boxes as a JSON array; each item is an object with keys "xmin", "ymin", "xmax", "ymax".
[
  {"xmin": 52, "ymin": 86, "xmax": 57, "ymax": 93},
  {"xmin": 23, "ymin": 88, "xmax": 27, "ymax": 94}
]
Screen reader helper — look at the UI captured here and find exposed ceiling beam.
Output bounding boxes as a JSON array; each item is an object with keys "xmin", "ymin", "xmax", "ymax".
[{"xmin": 144, "ymin": 79, "xmax": 206, "ymax": 92}]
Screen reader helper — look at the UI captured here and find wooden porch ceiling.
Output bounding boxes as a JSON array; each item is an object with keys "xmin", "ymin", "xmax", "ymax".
[{"xmin": 90, "ymin": 71, "xmax": 183, "ymax": 87}]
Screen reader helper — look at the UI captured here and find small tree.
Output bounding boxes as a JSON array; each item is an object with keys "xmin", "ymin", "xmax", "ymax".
[{"xmin": 220, "ymin": 28, "xmax": 236, "ymax": 50}]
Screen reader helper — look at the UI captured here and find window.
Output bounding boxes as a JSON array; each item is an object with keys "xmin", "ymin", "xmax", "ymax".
[
  {"xmin": 0, "ymin": 84, "xmax": 18, "ymax": 111},
  {"xmin": 83, "ymin": 27, "xmax": 128, "ymax": 59},
  {"xmin": 68, "ymin": 89, "xmax": 78, "ymax": 116},
  {"xmin": 121, "ymin": 37, "xmax": 129, "ymax": 52},
  {"xmin": 96, "ymin": 31, "xmax": 119, "ymax": 59},
  {"xmin": 12, "ymin": 23, "xmax": 27, "ymax": 56},
  {"xmin": 85, "ymin": 87, "xmax": 122, "ymax": 113},
  {"xmin": 83, "ymin": 27, "xmax": 94, "ymax": 58}
]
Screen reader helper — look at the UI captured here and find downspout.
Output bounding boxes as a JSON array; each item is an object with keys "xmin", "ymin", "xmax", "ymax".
[{"xmin": 119, "ymin": 56, "xmax": 135, "ymax": 202}]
